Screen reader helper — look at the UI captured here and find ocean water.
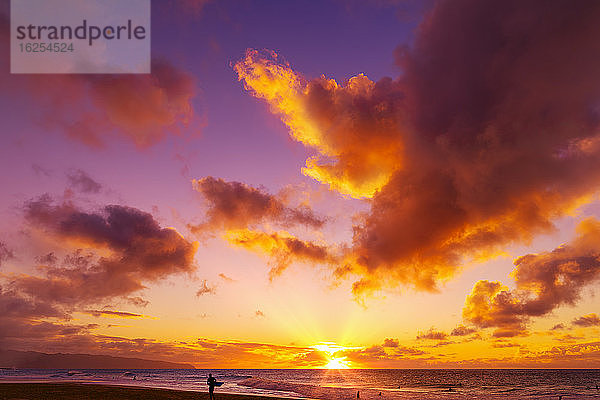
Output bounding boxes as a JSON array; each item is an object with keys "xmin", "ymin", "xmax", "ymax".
[{"xmin": 1, "ymin": 368, "xmax": 600, "ymax": 399}]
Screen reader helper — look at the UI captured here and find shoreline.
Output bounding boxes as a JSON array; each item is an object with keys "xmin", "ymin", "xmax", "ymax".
[{"xmin": 0, "ymin": 382, "xmax": 306, "ymax": 400}]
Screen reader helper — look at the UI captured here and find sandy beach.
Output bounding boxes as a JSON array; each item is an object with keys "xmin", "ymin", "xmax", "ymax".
[{"xmin": 0, "ymin": 382, "xmax": 290, "ymax": 400}]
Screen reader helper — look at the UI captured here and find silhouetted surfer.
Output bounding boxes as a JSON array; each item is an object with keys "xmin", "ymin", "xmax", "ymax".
[
  {"xmin": 357, "ymin": 391, "xmax": 360, "ymax": 399},
  {"xmin": 207, "ymin": 373, "xmax": 217, "ymax": 400}
]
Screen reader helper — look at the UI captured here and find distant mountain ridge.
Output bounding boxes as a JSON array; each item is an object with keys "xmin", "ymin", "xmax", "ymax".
[{"xmin": 0, "ymin": 350, "xmax": 194, "ymax": 369}]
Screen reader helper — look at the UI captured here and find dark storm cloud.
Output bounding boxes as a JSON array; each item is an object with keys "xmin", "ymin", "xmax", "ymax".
[
  {"xmin": 237, "ymin": 0, "xmax": 600, "ymax": 296},
  {"xmin": 0, "ymin": 287, "xmax": 66, "ymax": 320},
  {"xmin": 190, "ymin": 177, "xmax": 325, "ymax": 234},
  {"xmin": 14, "ymin": 195, "xmax": 198, "ymax": 307}
]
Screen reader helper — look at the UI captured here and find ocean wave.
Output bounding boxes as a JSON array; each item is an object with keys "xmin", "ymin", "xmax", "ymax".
[
  {"xmin": 238, "ymin": 377, "xmax": 365, "ymax": 400},
  {"xmin": 2, "ymin": 369, "xmax": 599, "ymax": 399},
  {"xmin": 216, "ymin": 374, "xmax": 253, "ymax": 379}
]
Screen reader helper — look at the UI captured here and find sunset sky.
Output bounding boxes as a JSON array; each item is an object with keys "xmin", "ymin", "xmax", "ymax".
[{"xmin": 1, "ymin": 0, "xmax": 600, "ymax": 369}]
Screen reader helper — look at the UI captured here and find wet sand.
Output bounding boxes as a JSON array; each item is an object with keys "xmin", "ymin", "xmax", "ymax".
[{"xmin": 0, "ymin": 382, "xmax": 292, "ymax": 400}]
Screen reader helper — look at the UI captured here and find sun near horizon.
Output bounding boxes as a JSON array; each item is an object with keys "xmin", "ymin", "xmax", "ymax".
[
  {"xmin": 324, "ymin": 358, "xmax": 352, "ymax": 370},
  {"xmin": 313, "ymin": 344, "xmax": 353, "ymax": 369}
]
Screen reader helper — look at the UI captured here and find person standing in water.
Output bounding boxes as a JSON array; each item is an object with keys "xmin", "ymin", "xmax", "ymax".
[{"xmin": 207, "ymin": 373, "xmax": 217, "ymax": 400}]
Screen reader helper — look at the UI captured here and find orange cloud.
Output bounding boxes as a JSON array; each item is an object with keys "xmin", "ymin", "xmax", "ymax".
[
  {"xmin": 235, "ymin": 49, "xmax": 404, "ymax": 198},
  {"xmin": 462, "ymin": 280, "xmax": 526, "ymax": 337},
  {"xmin": 416, "ymin": 328, "xmax": 448, "ymax": 341},
  {"xmin": 0, "ymin": 15, "xmax": 197, "ymax": 148},
  {"xmin": 191, "ymin": 178, "xmax": 334, "ymax": 279},
  {"xmin": 85, "ymin": 337, "xmax": 329, "ymax": 369},
  {"xmin": 463, "ymin": 218, "xmax": 600, "ymax": 336},
  {"xmin": 218, "ymin": 273, "xmax": 235, "ymax": 282},
  {"xmin": 196, "ymin": 279, "xmax": 217, "ymax": 296},
  {"xmin": 450, "ymin": 325, "xmax": 477, "ymax": 337},
  {"xmin": 44, "ymin": 59, "xmax": 196, "ymax": 148},
  {"xmin": 236, "ymin": 0, "xmax": 600, "ymax": 296},
  {"xmin": 0, "ymin": 315, "xmax": 334, "ymax": 368},
  {"xmin": 523, "ymin": 341, "xmax": 600, "ymax": 368},
  {"xmin": 337, "ymin": 339, "xmax": 428, "ymax": 368},
  {"xmin": 81, "ymin": 310, "xmax": 148, "ymax": 319},
  {"xmin": 224, "ymin": 229, "xmax": 337, "ymax": 279}
]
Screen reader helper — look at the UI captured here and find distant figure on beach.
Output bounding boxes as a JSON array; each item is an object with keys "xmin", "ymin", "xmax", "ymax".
[
  {"xmin": 357, "ymin": 390, "xmax": 360, "ymax": 399},
  {"xmin": 207, "ymin": 373, "xmax": 217, "ymax": 400}
]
